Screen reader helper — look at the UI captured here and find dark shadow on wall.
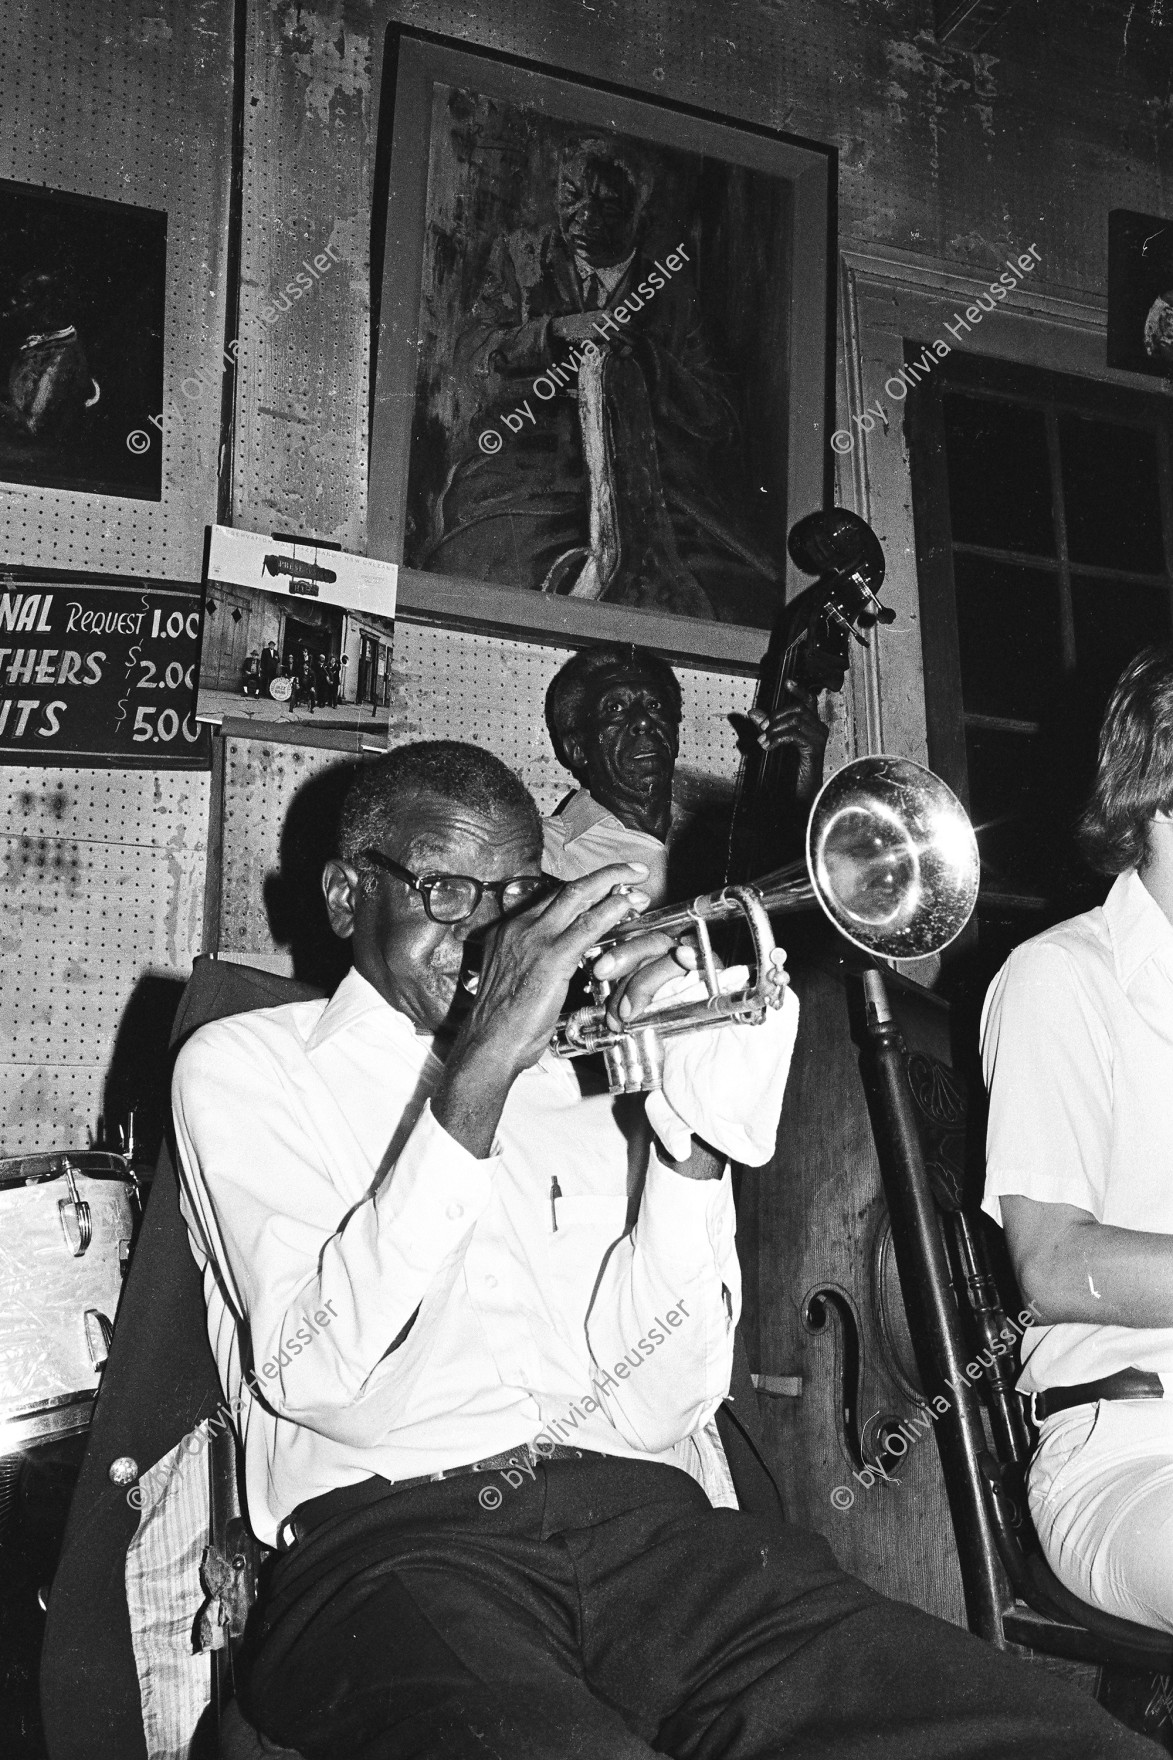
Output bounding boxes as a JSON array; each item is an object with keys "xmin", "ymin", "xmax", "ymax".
[
  {"xmin": 100, "ymin": 761, "xmax": 358, "ymax": 1170},
  {"xmin": 263, "ymin": 758, "xmax": 360, "ymax": 995},
  {"xmin": 101, "ymin": 971, "xmax": 188, "ymax": 1169}
]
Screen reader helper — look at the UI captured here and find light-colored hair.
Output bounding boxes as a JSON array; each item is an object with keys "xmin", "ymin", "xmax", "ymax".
[{"xmin": 1077, "ymin": 644, "xmax": 1173, "ymax": 873}]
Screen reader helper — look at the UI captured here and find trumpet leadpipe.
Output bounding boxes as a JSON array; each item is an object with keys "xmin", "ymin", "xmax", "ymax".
[{"xmin": 593, "ymin": 862, "xmax": 812, "ymax": 952}]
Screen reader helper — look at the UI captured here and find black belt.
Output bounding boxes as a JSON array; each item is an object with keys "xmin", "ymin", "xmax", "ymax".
[
  {"xmin": 275, "ymin": 1441, "xmax": 589, "ymax": 1551},
  {"xmin": 1032, "ymin": 1367, "xmax": 1164, "ymax": 1423}
]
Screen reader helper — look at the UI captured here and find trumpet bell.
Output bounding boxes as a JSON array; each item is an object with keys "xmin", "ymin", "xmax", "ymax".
[
  {"xmin": 552, "ymin": 752, "xmax": 980, "ymax": 1092},
  {"xmin": 805, "ymin": 756, "xmax": 979, "ymax": 960}
]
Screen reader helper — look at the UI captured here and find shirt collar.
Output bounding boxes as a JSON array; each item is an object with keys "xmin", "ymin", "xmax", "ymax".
[
  {"xmin": 22, "ymin": 325, "xmax": 77, "ymax": 349},
  {"xmin": 304, "ymin": 965, "xmax": 439, "ymax": 1060},
  {"xmin": 573, "ymin": 251, "xmax": 636, "ymax": 299},
  {"xmin": 303, "ymin": 960, "xmax": 572, "ymax": 1090},
  {"xmin": 553, "ymin": 787, "xmax": 667, "ymax": 850},
  {"xmin": 1103, "ymin": 868, "xmax": 1173, "ymax": 987}
]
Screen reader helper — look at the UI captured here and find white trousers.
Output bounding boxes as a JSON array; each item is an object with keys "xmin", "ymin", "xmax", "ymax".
[{"xmin": 1029, "ymin": 1398, "xmax": 1173, "ymax": 1632}]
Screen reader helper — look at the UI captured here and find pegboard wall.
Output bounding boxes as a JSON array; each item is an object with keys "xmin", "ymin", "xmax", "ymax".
[
  {"xmin": 233, "ymin": 0, "xmax": 1173, "ymax": 562},
  {"xmin": 0, "ymin": 0, "xmax": 234, "ymax": 579},
  {"xmin": 215, "ymin": 626, "xmax": 767, "ymax": 964},
  {"xmin": 222, "ymin": 0, "xmax": 1173, "ymax": 951},
  {"xmin": 389, "ymin": 625, "xmax": 760, "ymax": 818},
  {"xmin": 1, "ymin": 767, "xmax": 209, "ymax": 1152},
  {"xmin": 218, "ymin": 736, "xmax": 362, "ymax": 960},
  {"xmin": 8, "ymin": 0, "xmax": 1173, "ymax": 1142},
  {"xmin": 0, "ymin": 0, "xmax": 233, "ymax": 1153}
]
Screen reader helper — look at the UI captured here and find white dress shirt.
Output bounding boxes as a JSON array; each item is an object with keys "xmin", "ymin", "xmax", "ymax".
[
  {"xmin": 172, "ymin": 968, "xmax": 739, "ymax": 1545},
  {"xmin": 573, "ymin": 250, "xmax": 637, "ymax": 307},
  {"xmin": 981, "ymin": 869, "xmax": 1173, "ymax": 1394},
  {"xmin": 542, "ymin": 787, "xmax": 678, "ymax": 904}
]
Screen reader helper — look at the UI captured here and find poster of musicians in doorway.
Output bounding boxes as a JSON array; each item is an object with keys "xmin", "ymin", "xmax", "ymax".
[{"xmin": 196, "ymin": 526, "xmax": 399, "ymax": 737}]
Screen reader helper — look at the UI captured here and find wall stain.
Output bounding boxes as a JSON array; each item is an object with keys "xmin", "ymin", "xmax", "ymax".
[
  {"xmin": 2, "ymin": 836, "xmax": 82, "ymax": 894},
  {"xmin": 272, "ymin": 2, "xmax": 371, "ymax": 128}
]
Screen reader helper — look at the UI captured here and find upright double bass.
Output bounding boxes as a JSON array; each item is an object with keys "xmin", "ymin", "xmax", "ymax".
[{"xmin": 726, "ymin": 509, "xmax": 976, "ymax": 1628}]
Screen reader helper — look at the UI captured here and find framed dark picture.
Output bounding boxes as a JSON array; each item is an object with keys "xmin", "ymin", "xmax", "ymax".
[
  {"xmin": 0, "ymin": 180, "xmax": 166, "ymax": 500},
  {"xmin": 369, "ymin": 28, "xmax": 834, "ymax": 671},
  {"xmin": 1107, "ymin": 209, "xmax": 1173, "ymax": 379}
]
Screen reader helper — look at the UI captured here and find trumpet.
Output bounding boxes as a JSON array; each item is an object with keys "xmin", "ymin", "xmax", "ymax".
[{"xmin": 552, "ymin": 755, "xmax": 980, "ymax": 1093}]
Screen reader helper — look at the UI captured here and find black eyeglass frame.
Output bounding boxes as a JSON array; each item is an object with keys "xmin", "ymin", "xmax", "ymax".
[{"xmin": 357, "ymin": 847, "xmax": 555, "ymax": 924}]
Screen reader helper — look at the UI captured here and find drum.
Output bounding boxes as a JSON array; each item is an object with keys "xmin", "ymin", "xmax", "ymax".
[{"xmin": 0, "ymin": 1150, "xmax": 140, "ymax": 1450}]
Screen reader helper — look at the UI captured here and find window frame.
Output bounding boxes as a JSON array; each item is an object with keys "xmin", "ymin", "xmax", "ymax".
[{"xmin": 906, "ymin": 349, "xmax": 1173, "ymax": 912}]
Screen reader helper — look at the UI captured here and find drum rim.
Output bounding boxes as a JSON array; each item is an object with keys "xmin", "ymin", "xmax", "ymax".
[
  {"xmin": 0, "ymin": 1388, "xmax": 96, "ymax": 1424},
  {"xmin": 0, "ymin": 1149, "xmax": 132, "ymax": 1189}
]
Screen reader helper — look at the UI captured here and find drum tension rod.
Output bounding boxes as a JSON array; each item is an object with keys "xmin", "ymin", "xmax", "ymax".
[{"xmin": 58, "ymin": 1161, "xmax": 93, "ymax": 1257}]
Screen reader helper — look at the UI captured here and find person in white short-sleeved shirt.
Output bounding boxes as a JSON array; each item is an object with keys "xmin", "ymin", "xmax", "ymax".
[{"xmin": 981, "ymin": 643, "xmax": 1173, "ymax": 1632}]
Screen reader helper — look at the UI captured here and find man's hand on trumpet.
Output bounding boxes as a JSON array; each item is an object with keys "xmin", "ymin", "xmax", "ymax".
[
  {"xmin": 436, "ymin": 862, "xmax": 678, "ymax": 1155},
  {"xmin": 589, "ymin": 930, "xmax": 800, "ymax": 1173},
  {"xmin": 439, "ymin": 859, "xmax": 797, "ymax": 1175}
]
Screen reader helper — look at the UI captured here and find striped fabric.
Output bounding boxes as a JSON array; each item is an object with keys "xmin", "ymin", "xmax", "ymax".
[{"xmin": 124, "ymin": 1431, "xmax": 219, "ymax": 1760}]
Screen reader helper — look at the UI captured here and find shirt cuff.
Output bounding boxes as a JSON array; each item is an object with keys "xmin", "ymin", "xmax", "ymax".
[
  {"xmin": 636, "ymin": 1152, "xmax": 735, "ymax": 1281},
  {"xmin": 982, "ymin": 1168, "xmax": 1103, "ymax": 1232}
]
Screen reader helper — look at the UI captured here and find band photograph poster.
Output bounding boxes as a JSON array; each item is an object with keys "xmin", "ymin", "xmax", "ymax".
[
  {"xmin": 198, "ymin": 527, "xmax": 399, "ymax": 743},
  {"xmin": 0, "ymin": 179, "xmax": 166, "ymax": 499},
  {"xmin": 368, "ymin": 30, "xmax": 832, "ymax": 669}
]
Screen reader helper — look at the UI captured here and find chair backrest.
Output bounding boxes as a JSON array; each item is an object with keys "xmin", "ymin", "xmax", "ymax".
[
  {"xmin": 870, "ymin": 991, "xmax": 1173, "ymax": 1673},
  {"xmin": 40, "ymin": 957, "xmax": 323, "ymax": 1760}
]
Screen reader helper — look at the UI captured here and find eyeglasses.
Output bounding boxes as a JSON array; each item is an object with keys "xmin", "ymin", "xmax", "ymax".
[{"xmin": 358, "ymin": 848, "xmax": 556, "ymax": 925}]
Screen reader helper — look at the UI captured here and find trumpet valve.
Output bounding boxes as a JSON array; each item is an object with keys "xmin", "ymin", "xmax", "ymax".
[{"xmin": 603, "ymin": 1026, "xmax": 665, "ymax": 1094}]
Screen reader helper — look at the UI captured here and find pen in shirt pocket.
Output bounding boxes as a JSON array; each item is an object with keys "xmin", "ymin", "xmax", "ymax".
[{"xmin": 550, "ymin": 1174, "xmax": 562, "ymax": 1231}]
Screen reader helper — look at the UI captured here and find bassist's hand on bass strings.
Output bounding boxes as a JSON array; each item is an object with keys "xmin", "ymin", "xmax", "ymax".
[{"xmin": 747, "ymin": 679, "xmax": 829, "ymax": 805}]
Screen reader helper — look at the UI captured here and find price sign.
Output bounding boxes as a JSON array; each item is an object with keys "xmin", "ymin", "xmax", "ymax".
[{"xmin": 0, "ymin": 574, "xmax": 208, "ymax": 768}]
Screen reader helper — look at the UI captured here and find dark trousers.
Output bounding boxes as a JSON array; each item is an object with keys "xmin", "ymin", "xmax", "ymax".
[{"xmin": 245, "ymin": 1453, "xmax": 1148, "ymax": 1760}]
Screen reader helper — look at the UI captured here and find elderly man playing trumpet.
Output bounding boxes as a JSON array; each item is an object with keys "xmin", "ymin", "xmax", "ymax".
[{"xmin": 172, "ymin": 737, "xmax": 1141, "ymax": 1760}]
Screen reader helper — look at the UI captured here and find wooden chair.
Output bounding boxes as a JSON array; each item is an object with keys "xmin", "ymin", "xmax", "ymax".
[
  {"xmin": 858, "ymin": 962, "xmax": 1173, "ymax": 1735},
  {"xmin": 40, "ymin": 956, "xmax": 319, "ymax": 1760}
]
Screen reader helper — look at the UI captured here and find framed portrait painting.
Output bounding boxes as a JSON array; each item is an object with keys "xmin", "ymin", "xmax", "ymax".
[
  {"xmin": 0, "ymin": 180, "xmax": 166, "ymax": 500},
  {"xmin": 369, "ymin": 28, "xmax": 835, "ymax": 671}
]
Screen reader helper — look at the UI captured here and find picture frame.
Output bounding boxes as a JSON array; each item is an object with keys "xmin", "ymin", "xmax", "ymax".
[
  {"xmin": 197, "ymin": 526, "xmax": 398, "ymax": 749},
  {"xmin": 0, "ymin": 179, "xmax": 166, "ymax": 500},
  {"xmin": 368, "ymin": 27, "xmax": 835, "ymax": 672},
  {"xmin": 1107, "ymin": 209, "xmax": 1173, "ymax": 380}
]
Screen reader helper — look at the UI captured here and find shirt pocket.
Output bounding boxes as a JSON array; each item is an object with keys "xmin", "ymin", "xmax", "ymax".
[
  {"xmin": 546, "ymin": 1194, "xmax": 630, "ymax": 1339},
  {"xmin": 1029, "ymin": 1402, "xmax": 1102, "ymax": 1503}
]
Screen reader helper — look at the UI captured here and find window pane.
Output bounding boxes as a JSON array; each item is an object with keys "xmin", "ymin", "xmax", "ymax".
[
  {"xmin": 1059, "ymin": 415, "xmax": 1165, "ymax": 573},
  {"xmin": 965, "ymin": 725, "xmax": 1049, "ymax": 895},
  {"xmin": 943, "ymin": 394, "xmax": 1054, "ymax": 554},
  {"xmin": 953, "ymin": 555, "xmax": 1062, "ymax": 718},
  {"xmin": 1071, "ymin": 574, "xmax": 1173, "ymax": 709}
]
